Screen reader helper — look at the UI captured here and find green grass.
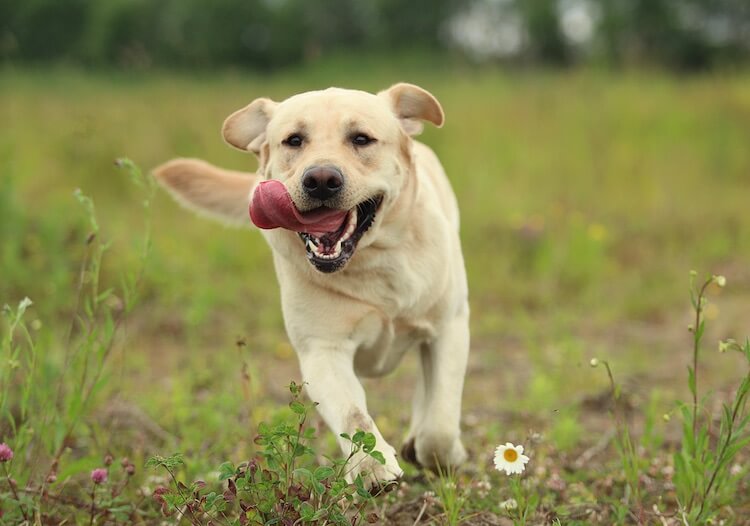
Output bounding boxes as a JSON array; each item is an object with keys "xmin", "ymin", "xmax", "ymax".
[{"xmin": 1, "ymin": 64, "xmax": 749, "ymax": 524}]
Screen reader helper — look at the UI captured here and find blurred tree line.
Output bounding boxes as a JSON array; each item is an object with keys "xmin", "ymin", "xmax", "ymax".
[{"xmin": 0, "ymin": 0, "xmax": 748, "ymax": 71}]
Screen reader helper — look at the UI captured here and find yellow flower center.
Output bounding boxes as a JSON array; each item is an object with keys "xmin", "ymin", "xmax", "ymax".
[{"xmin": 503, "ymin": 448, "xmax": 518, "ymax": 462}]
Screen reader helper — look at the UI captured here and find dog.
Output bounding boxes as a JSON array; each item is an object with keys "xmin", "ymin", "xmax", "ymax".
[{"xmin": 154, "ymin": 83, "xmax": 470, "ymax": 488}]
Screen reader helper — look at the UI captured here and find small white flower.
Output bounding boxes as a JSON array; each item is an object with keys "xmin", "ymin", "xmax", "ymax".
[
  {"xmin": 714, "ymin": 275, "xmax": 727, "ymax": 287},
  {"xmin": 500, "ymin": 498, "xmax": 518, "ymax": 510},
  {"xmin": 473, "ymin": 479, "xmax": 491, "ymax": 498},
  {"xmin": 589, "ymin": 358, "xmax": 599, "ymax": 368},
  {"xmin": 422, "ymin": 490, "xmax": 438, "ymax": 505},
  {"xmin": 493, "ymin": 442, "xmax": 530, "ymax": 475}
]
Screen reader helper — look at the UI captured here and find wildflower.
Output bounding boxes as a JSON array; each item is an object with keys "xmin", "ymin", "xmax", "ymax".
[
  {"xmin": 90, "ymin": 468, "xmax": 108, "ymax": 484},
  {"xmin": 500, "ymin": 498, "xmax": 518, "ymax": 510},
  {"xmin": 421, "ymin": 490, "xmax": 438, "ymax": 506},
  {"xmin": 493, "ymin": 442, "xmax": 529, "ymax": 475},
  {"xmin": 714, "ymin": 275, "xmax": 727, "ymax": 287},
  {"xmin": 0, "ymin": 443, "xmax": 13, "ymax": 462},
  {"xmin": 589, "ymin": 358, "xmax": 599, "ymax": 368},
  {"xmin": 104, "ymin": 454, "xmax": 114, "ymax": 466},
  {"xmin": 472, "ymin": 479, "xmax": 491, "ymax": 498}
]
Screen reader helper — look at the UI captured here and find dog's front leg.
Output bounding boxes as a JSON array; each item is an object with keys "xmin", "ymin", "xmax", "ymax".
[{"xmin": 297, "ymin": 341, "xmax": 403, "ymax": 489}]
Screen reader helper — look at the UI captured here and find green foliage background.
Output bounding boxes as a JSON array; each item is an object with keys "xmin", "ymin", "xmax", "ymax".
[{"xmin": 1, "ymin": 0, "xmax": 749, "ymax": 70}]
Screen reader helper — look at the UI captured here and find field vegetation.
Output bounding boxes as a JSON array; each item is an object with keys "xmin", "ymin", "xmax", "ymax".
[{"xmin": 1, "ymin": 64, "xmax": 749, "ymax": 524}]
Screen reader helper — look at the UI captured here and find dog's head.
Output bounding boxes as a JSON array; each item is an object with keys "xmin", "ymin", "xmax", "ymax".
[
  {"xmin": 224, "ymin": 84, "xmax": 443, "ymax": 272},
  {"xmin": 156, "ymin": 84, "xmax": 443, "ymax": 273}
]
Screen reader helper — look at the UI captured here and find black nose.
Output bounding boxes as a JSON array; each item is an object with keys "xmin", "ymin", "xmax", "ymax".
[{"xmin": 302, "ymin": 166, "xmax": 344, "ymax": 200}]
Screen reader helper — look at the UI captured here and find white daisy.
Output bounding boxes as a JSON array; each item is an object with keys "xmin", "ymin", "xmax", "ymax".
[{"xmin": 493, "ymin": 442, "xmax": 530, "ymax": 475}]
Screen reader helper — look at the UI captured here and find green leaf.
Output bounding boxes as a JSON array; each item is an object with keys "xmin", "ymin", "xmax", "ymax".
[
  {"xmin": 290, "ymin": 400, "xmax": 306, "ymax": 415},
  {"xmin": 329, "ymin": 479, "xmax": 347, "ymax": 497},
  {"xmin": 293, "ymin": 467, "xmax": 313, "ymax": 482},
  {"xmin": 299, "ymin": 501, "xmax": 314, "ymax": 521},
  {"xmin": 369, "ymin": 450, "xmax": 386, "ymax": 465},
  {"xmin": 312, "ymin": 480, "xmax": 326, "ymax": 496},
  {"xmin": 218, "ymin": 461, "xmax": 235, "ymax": 481},
  {"xmin": 354, "ymin": 473, "xmax": 372, "ymax": 498},
  {"xmin": 356, "ymin": 486, "xmax": 371, "ymax": 499},
  {"xmin": 289, "ymin": 444, "xmax": 304, "ymax": 459},
  {"xmin": 687, "ymin": 366, "xmax": 696, "ymax": 397},
  {"xmin": 695, "ymin": 320, "xmax": 705, "ymax": 341},
  {"xmin": 146, "ymin": 453, "xmax": 184, "ymax": 470},
  {"xmin": 303, "ymin": 427, "xmax": 317, "ymax": 439},
  {"xmin": 362, "ymin": 432, "xmax": 376, "ymax": 452},
  {"xmin": 314, "ymin": 466, "xmax": 334, "ymax": 481}
]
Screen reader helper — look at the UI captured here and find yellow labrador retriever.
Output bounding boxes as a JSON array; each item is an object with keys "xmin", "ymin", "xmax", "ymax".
[{"xmin": 154, "ymin": 84, "xmax": 470, "ymax": 487}]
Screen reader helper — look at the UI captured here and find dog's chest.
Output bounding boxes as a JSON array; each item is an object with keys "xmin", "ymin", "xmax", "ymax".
[{"xmin": 354, "ymin": 315, "xmax": 436, "ymax": 378}]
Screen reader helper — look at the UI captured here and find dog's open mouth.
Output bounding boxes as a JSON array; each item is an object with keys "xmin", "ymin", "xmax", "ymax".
[{"xmin": 298, "ymin": 196, "xmax": 383, "ymax": 273}]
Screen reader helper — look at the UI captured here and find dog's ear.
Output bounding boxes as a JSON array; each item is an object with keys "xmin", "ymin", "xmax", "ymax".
[
  {"xmin": 153, "ymin": 158, "xmax": 258, "ymax": 226},
  {"xmin": 379, "ymin": 83, "xmax": 444, "ymax": 136},
  {"xmin": 222, "ymin": 98, "xmax": 278, "ymax": 154}
]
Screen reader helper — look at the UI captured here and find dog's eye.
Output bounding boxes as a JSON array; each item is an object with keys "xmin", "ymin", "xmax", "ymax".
[
  {"xmin": 351, "ymin": 134, "xmax": 375, "ymax": 147},
  {"xmin": 283, "ymin": 134, "xmax": 304, "ymax": 148}
]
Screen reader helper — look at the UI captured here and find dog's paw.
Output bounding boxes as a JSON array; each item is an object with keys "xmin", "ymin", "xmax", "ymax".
[
  {"xmin": 346, "ymin": 449, "xmax": 403, "ymax": 494},
  {"xmin": 413, "ymin": 430, "xmax": 468, "ymax": 470}
]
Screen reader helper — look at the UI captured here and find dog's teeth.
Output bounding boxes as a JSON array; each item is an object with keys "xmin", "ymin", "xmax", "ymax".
[{"xmin": 337, "ymin": 209, "xmax": 358, "ymax": 244}]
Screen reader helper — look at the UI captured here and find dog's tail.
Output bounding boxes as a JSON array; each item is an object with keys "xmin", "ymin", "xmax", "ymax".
[{"xmin": 153, "ymin": 158, "xmax": 260, "ymax": 227}]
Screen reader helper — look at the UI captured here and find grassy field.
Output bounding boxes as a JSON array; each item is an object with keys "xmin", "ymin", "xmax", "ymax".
[{"xmin": 1, "ymin": 65, "xmax": 750, "ymax": 524}]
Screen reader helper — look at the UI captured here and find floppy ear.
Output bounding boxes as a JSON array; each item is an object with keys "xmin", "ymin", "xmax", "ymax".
[
  {"xmin": 222, "ymin": 98, "xmax": 278, "ymax": 154},
  {"xmin": 378, "ymin": 83, "xmax": 444, "ymax": 136},
  {"xmin": 153, "ymin": 158, "xmax": 260, "ymax": 227}
]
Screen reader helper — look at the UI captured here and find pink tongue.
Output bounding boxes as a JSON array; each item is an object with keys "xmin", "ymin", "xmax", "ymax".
[{"xmin": 249, "ymin": 180, "xmax": 348, "ymax": 235}]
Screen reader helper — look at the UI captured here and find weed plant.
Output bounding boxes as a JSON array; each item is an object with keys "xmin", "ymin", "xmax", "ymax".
[
  {"xmin": 0, "ymin": 159, "xmax": 154, "ymax": 524},
  {"xmin": 673, "ymin": 274, "xmax": 750, "ymax": 523},
  {"xmin": 594, "ymin": 273, "xmax": 750, "ymax": 525},
  {"xmin": 146, "ymin": 381, "xmax": 386, "ymax": 525}
]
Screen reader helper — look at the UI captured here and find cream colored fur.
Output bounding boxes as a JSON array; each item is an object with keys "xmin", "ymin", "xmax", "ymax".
[{"xmin": 153, "ymin": 84, "xmax": 470, "ymax": 489}]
